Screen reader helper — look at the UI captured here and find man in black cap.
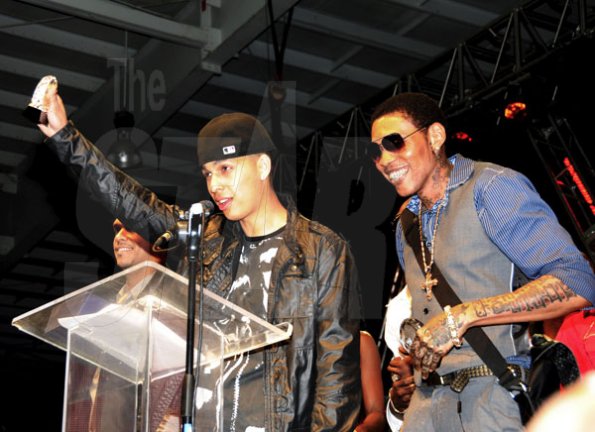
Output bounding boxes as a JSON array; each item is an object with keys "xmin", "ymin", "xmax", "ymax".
[{"xmin": 37, "ymin": 86, "xmax": 362, "ymax": 431}]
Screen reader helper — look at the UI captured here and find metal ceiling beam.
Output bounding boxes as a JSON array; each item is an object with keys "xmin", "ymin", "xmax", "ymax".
[
  {"xmin": 0, "ymin": 88, "xmax": 76, "ymax": 117},
  {"xmin": 0, "ymin": 121, "xmax": 42, "ymax": 144},
  {"xmin": 246, "ymin": 39, "xmax": 395, "ymax": 88},
  {"xmin": 0, "ymin": 13, "xmax": 137, "ymax": 59},
  {"xmin": 384, "ymin": 0, "xmax": 499, "ymax": 26},
  {"xmin": 431, "ymin": 0, "xmax": 592, "ymax": 114},
  {"xmin": 0, "ymin": 151, "xmax": 26, "ymax": 169},
  {"xmin": 0, "ymin": 206, "xmax": 59, "ymax": 273},
  {"xmin": 16, "ymin": 0, "xmax": 214, "ymax": 49},
  {"xmin": 177, "ymin": 99, "xmax": 312, "ymax": 138},
  {"xmin": 208, "ymin": 74, "xmax": 352, "ymax": 114},
  {"xmin": 0, "ymin": 53, "xmax": 103, "ymax": 92},
  {"xmin": 292, "ymin": 7, "xmax": 442, "ymax": 60},
  {"xmin": 132, "ymin": 0, "xmax": 300, "ymax": 139},
  {"xmin": 298, "ymin": 1, "xmax": 588, "ymax": 148},
  {"xmin": 311, "ymin": 0, "xmax": 595, "ymax": 119}
]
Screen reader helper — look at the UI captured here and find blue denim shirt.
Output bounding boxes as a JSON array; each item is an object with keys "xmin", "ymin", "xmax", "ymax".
[{"xmin": 396, "ymin": 154, "xmax": 595, "ymax": 306}]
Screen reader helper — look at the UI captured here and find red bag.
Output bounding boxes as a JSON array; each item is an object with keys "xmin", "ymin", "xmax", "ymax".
[{"xmin": 555, "ymin": 310, "xmax": 595, "ymax": 376}]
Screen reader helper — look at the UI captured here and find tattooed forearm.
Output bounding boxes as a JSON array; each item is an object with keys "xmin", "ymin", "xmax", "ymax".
[{"xmin": 474, "ymin": 275, "xmax": 576, "ymax": 317}]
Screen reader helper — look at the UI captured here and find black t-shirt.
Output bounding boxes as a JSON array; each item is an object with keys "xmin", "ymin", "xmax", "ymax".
[{"xmin": 222, "ymin": 226, "xmax": 285, "ymax": 432}]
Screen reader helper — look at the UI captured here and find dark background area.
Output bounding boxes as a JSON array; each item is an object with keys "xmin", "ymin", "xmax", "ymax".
[{"xmin": 2, "ymin": 6, "xmax": 595, "ymax": 432}]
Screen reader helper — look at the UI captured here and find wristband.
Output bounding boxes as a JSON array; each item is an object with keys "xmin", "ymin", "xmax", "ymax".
[
  {"xmin": 388, "ymin": 389, "xmax": 407, "ymax": 415},
  {"xmin": 444, "ymin": 305, "xmax": 462, "ymax": 348}
]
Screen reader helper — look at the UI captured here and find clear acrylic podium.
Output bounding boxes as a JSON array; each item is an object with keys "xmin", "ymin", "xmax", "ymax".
[{"xmin": 12, "ymin": 261, "xmax": 293, "ymax": 431}]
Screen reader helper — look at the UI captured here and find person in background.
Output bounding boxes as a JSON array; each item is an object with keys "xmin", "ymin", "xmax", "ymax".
[
  {"xmin": 37, "ymin": 84, "xmax": 362, "ymax": 431},
  {"xmin": 111, "ymin": 218, "xmax": 165, "ymax": 294},
  {"xmin": 383, "ymin": 286, "xmax": 415, "ymax": 431},
  {"xmin": 369, "ymin": 92, "xmax": 595, "ymax": 431},
  {"xmin": 356, "ymin": 330, "xmax": 387, "ymax": 432},
  {"xmin": 67, "ymin": 219, "xmax": 177, "ymax": 432}
]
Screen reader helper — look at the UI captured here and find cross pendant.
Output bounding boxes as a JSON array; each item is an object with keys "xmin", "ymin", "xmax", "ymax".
[{"xmin": 422, "ymin": 272, "xmax": 438, "ymax": 300}]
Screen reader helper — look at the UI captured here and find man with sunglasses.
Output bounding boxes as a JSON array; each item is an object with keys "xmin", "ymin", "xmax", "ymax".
[{"xmin": 370, "ymin": 92, "xmax": 595, "ymax": 431}]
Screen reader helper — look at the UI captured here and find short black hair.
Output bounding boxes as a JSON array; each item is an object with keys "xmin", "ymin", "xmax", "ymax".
[{"xmin": 371, "ymin": 92, "xmax": 447, "ymax": 130}]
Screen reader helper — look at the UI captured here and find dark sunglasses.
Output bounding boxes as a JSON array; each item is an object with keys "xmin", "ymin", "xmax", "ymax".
[{"xmin": 367, "ymin": 125, "xmax": 428, "ymax": 161}]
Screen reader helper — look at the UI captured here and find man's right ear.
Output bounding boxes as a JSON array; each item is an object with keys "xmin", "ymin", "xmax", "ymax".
[
  {"xmin": 428, "ymin": 122, "xmax": 447, "ymax": 153},
  {"xmin": 257, "ymin": 154, "xmax": 272, "ymax": 181}
]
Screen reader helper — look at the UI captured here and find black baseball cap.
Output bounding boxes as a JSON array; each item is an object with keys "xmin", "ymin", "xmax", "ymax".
[{"xmin": 197, "ymin": 112, "xmax": 277, "ymax": 166}]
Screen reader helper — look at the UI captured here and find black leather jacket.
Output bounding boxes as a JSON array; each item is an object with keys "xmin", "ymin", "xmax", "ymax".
[{"xmin": 47, "ymin": 123, "xmax": 362, "ymax": 431}]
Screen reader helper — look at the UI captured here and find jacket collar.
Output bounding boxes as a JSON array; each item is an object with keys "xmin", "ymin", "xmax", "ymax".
[{"xmin": 203, "ymin": 197, "xmax": 308, "ymax": 274}]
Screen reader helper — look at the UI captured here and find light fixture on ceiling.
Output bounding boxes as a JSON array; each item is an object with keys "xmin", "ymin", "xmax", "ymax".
[
  {"xmin": 107, "ymin": 31, "xmax": 142, "ymax": 170},
  {"xmin": 108, "ymin": 110, "xmax": 141, "ymax": 169}
]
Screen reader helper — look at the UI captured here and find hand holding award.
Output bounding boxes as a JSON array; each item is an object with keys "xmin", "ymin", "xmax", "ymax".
[
  {"xmin": 23, "ymin": 75, "xmax": 58, "ymax": 125},
  {"xmin": 24, "ymin": 75, "xmax": 68, "ymax": 137}
]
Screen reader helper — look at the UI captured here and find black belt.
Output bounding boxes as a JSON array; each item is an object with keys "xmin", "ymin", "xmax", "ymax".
[{"xmin": 424, "ymin": 364, "xmax": 524, "ymax": 393}]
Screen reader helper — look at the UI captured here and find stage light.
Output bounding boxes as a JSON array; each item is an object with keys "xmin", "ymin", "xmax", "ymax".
[
  {"xmin": 504, "ymin": 101, "xmax": 528, "ymax": 120},
  {"xmin": 564, "ymin": 157, "xmax": 595, "ymax": 216},
  {"xmin": 453, "ymin": 131, "xmax": 473, "ymax": 143}
]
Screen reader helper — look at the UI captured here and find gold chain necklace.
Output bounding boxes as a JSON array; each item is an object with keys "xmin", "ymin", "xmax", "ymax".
[{"xmin": 418, "ymin": 199, "xmax": 445, "ymax": 300}]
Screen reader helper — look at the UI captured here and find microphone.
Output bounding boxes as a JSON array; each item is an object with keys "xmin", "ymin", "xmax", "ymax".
[
  {"xmin": 153, "ymin": 220, "xmax": 188, "ymax": 250},
  {"xmin": 188, "ymin": 200, "xmax": 215, "ymax": 222},
  {"xmin": 187, "ymin": 200, "xmax": 215, "ymax": 261},
  {"xmin": 153, "ymin": 201, "xmax": 214, "ymax": 251}
]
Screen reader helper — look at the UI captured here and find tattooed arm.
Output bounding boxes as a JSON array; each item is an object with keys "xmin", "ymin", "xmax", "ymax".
[
  {"xmin": 410, "ymin": 163, "xmax": 595, "ymax": 377},
  {"xmin": 411, "ymin": 275, "xmax": 590, "ymax": 377},
  {"xmin": 462, "ymin": 275, "xmax": 588, "ymax": 325}
]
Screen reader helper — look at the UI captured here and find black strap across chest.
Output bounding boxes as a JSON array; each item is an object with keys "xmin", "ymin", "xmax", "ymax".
[{"xmin": 400, "ymin": 208, "xmax": 518, "ymax": 386}]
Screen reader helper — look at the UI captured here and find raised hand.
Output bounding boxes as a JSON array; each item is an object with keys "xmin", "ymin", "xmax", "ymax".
[{"xmin": 37, "ymin": 82, "xmax": 68, "ymax": 138}]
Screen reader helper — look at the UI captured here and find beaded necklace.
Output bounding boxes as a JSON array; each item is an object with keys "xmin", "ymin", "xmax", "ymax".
[{"xmin": 418, "ymin": 198, "xmax": 445, "ymax": 300}]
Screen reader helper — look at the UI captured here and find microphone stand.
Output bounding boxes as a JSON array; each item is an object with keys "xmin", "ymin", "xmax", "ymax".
[{"xmin": 181, "ymin": 211, "xmax": 206, "ymax": 432}]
